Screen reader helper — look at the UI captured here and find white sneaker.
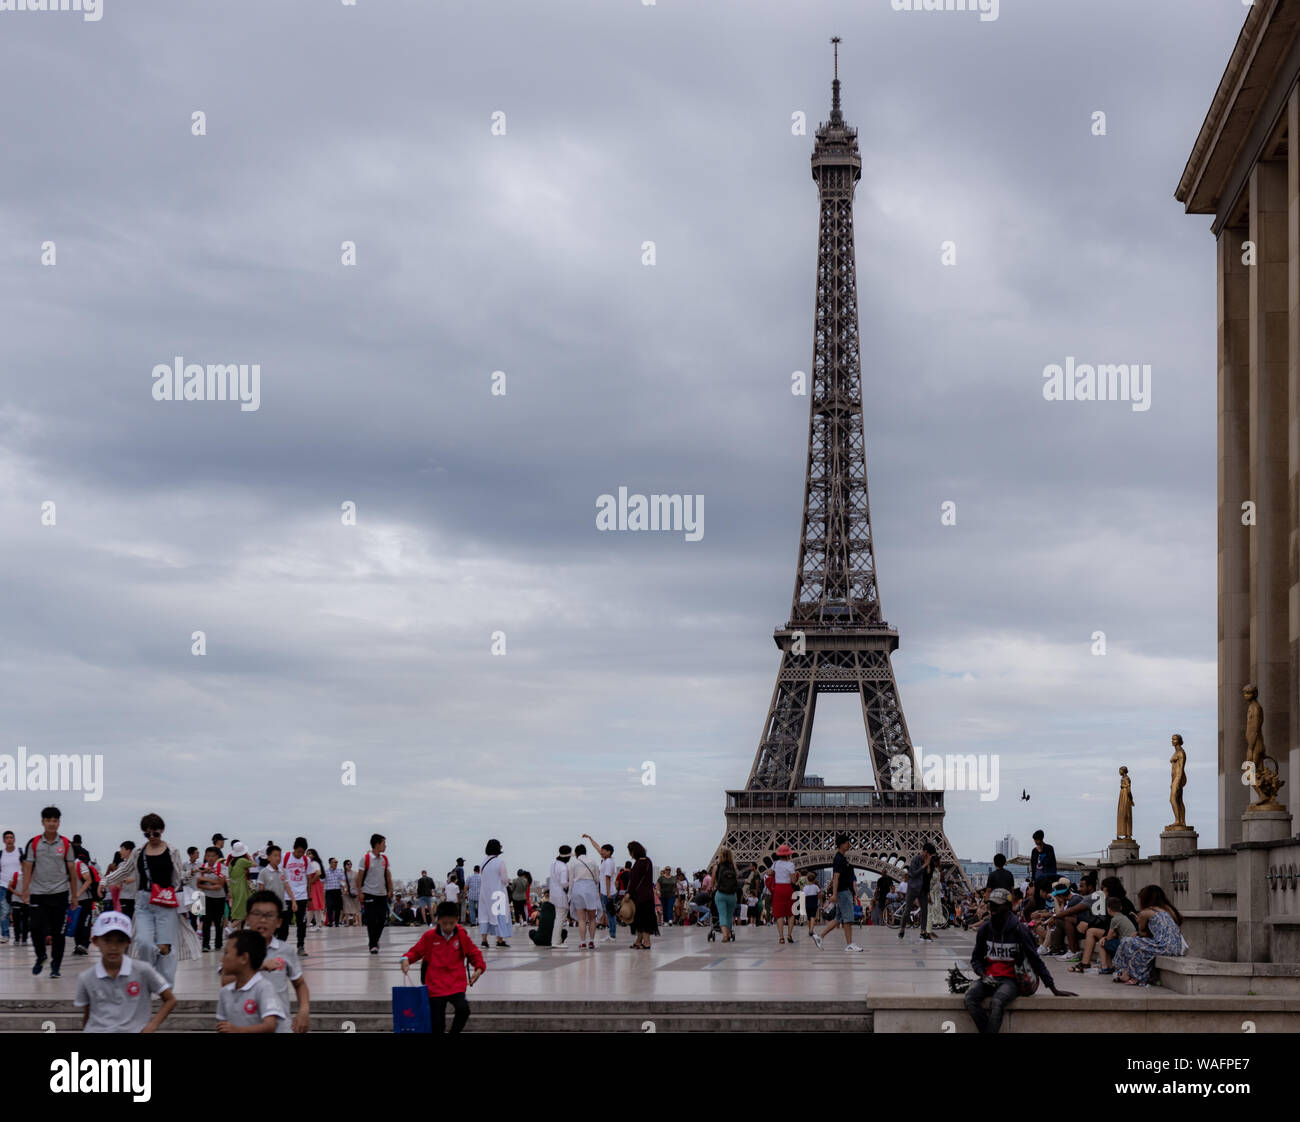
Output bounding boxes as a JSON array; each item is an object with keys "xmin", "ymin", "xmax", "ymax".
[
  {"xmin": 811, "ymin": 933, "xmax": 824, "ymax": 949},
  {"xmin": 604, "ymin": 934, "xmax": 615, "ymax": 942},
  {"xmin": 845, "ymin": 943, "xmax": 863, "ymax": 952}
]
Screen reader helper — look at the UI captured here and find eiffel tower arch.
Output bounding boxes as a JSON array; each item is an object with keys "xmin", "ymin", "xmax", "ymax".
[{"xmin": 719, "ymin": 42, "xmax": 970, "ymax": 894}]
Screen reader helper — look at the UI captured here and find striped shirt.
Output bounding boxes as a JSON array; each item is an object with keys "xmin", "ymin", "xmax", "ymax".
[{"xmin": 323, "ymin": 867, "xmax": 345, "ymax": 891}]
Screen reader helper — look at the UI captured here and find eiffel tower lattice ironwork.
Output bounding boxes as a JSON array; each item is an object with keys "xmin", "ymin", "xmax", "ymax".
[{"xmin": 719, "ymin": 42, "xmax": 969, "ymax": 894}]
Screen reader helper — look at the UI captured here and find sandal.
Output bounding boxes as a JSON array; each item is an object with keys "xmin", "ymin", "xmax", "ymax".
[
  {"xmin": 1097, "ymin": 967, "xmax": 1115, "ymax": 975},
  {"xmin": 1068, "ymin": 963, "xmax": 1088, "ymax": 973}
]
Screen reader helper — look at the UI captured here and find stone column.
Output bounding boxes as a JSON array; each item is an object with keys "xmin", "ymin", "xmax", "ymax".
[
  {"xmin": 1289, "ymin": 86, "xmax": 1300, "ymax": 809},
  {"xmin": 1219, "ymin": 222, "xmax": 1251, "ymax": 846},
  {"xmin": 1249, "ymin": 160, "xmax": 1291, "ymax": 826}
]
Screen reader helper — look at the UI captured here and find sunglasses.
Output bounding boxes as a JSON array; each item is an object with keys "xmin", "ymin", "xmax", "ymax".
[{"xmin": 144, "ymin": 829, "xmax": 163, "ymax": 837}]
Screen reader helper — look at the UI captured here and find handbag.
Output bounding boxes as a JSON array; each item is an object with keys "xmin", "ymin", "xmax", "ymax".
[
  {"xmin": 392, "ymin": 976, "xmax": 432, "ymax": 1034},
  {"xmin": 617, "ymin": 894, "xmax": 636, "ymax": 924},
  {"xmin": 149, "ymin": 884, "xmax": 180, "ymax": 908}
]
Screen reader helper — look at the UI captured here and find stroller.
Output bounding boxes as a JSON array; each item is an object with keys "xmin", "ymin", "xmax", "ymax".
[{"xmin": 688, "ymin": 890, "xmax": 724, "ymax": 942}]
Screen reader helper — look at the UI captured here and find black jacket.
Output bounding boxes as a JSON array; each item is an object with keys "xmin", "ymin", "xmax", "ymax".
[{"xmin": 970, "ymin": 913, "xmax": 1055, "ymax": 988}]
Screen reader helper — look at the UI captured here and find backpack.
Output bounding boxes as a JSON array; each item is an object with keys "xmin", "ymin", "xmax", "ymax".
[
  {"xmin": 364, "ymin": 852, "xmax": 389, "ymax": 875},
  {"xmin": 28, "ymin": 834, "xmax": 72, "ymax": 862},
  {"xmin": 716, "ymin": 863, "xmax": 739, "ymax": 895}
]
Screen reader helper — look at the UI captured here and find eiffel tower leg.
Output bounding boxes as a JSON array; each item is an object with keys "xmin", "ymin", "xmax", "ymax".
[{"xmin": 748, "ymin": 648, "xmax": 815, "ymax": 791}]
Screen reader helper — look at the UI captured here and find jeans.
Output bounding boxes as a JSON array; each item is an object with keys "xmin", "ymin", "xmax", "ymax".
[
  {"xmin": 201, "ymin": 896, "xmax": 226, "ymax": 949},
  {"xmin": 431, "ymin": 992, "xmax": 470, "ymax": 1034},
  {"xmin": 660, "ymin": 893, "xmax": 675, "ymax": 925},
  {"xmin": 133, "ymin": 897, "xmax": 180, "ymax": 986},
  {"xmin": 362, "ymin": 894, "xmax": 387, "ymax": 949},
  {"xmin": 29, "ymin": 893, "xmax": 69, "ymax": 969},
  {"xmin": 326, "ymin": 889, "xmax": 343, "ymax": 927},
  {"xmin": 601, "ymin": 894, "xmax": 618, "ymax": 936},
  {"xmin": 715, "ymin": 891, "xmax": 736, "ymax": 929},
  {"xmin": 964, "ymin": 975, "xmax": 1019, "ymax": 1033},
  {"xmin": 467, "ymin": 897, "xmax": 478, "ymax": 926},
  {"xmin": 0, "ymin": 886, "xmax": 10, "ymax": 938}
]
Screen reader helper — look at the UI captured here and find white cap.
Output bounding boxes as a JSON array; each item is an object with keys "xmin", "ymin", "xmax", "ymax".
[{"xmin": 92, "ymin": 911, "xmax": 133, "ymax": 939}]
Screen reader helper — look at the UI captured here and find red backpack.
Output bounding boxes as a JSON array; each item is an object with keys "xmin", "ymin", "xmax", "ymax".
[{"xmin": 28, "ymin": 834, "xmax": 72, "ymax": 861}]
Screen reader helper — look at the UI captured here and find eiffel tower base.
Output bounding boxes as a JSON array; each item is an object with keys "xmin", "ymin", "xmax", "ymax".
[{"xmin": 720, "ymin": 788, "xmax": 967, "ymax": 888}]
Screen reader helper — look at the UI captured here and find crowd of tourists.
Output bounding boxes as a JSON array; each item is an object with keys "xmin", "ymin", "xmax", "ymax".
[{"xmin": 0, "ymin": 811, "xmax": 1189, "ymax": 1034}]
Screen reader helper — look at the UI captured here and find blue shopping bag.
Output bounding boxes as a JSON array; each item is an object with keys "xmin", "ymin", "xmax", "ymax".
[
  {"xmin": 392, "ymin": 976, "xmax": 431, "ymax": 1033},
  {"xmin": 64, "ymin": 906, "xmax": 81, "ymax": 937}
]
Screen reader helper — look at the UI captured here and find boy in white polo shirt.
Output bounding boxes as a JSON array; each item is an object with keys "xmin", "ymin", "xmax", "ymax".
[
  {"xmin": 244, "ymin": 889, "xmax": 310, "ymax": 1033},
  {"xmin": 73, "ymin": 911, "xmax": 176, "ymax": 1033},
  {"xmin": 216, "ymin": 930, "xmax": 287, "ymax": 1033}
]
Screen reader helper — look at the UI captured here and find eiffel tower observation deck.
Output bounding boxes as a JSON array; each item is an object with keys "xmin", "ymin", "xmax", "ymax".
[{"xmin": 720, "ymin": 41, "xmax": 968, "ymax": 891}]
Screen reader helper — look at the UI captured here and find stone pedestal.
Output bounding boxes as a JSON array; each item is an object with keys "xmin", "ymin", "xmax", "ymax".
[
  {"xmin": 1241, "ymin": 808, "xmax": 1293, "ymax": 843},
  {"xmin": 1107, "ymin": 839, "xmax": 1140, "ymax": 863},
  {"xmin": 1160, "ymin": 828, "xmax": 1199, "ymax": 856}
]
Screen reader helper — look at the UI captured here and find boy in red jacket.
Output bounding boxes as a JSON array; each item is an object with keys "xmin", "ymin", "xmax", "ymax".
[{"xmin": 399, "ymin": 901, "xmax": 485, "ymax": 1033}]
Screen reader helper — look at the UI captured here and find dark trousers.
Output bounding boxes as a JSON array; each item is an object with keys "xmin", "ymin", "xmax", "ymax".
[
  {"xmin": 964, "ymin": 975, "xmax": 1019, "ymax": 1034},
  {"xmin": 201, "ymin": 896, "xmax": 225, "ymax": 949},
  {"xmin": 292, "ymin": 897, "xmax": 308, "ymax": 949},
  {"xmin": 900, "ymin": 883, "xmax": 931, "ymax": 933},
  {"xmin": 512, "ymin": 898, "xmax": 527, "ymax": 923},
  {"xmin": 73, "ymin": 899, "xmax": 94, "ymax": 948},
  {"xmin": 660, "ymin": 893, "xmax": 675, "ymax": 925},
  {"xmin": 326, "ymin": 889, "xmax": 343, "ymax": 927},
  {"xmin": 363, "ymin": 894, "xmax": 387, "ymax": 949},
  {"xmin": 431, "ymin": 992, "xmax": 470, "ymax": 1034},
  {"xmin": 30, "ymin": 893, "xmax": 69, "ymax": 969},
  {"xmin": 276, "ymin": 903, "xmax": 291, "ymax": 942},
  {"xmin": 11, "ymin": 899, "xmax": 29, "ymax": 942}
]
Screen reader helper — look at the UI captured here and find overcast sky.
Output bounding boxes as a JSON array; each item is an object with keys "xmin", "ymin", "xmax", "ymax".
[{"xmin": 0, "ymin": 0, "xmax": 1247, "ymax": 880}]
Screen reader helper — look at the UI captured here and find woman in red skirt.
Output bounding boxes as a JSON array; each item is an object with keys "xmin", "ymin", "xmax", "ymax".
[{"xmin": 771, "ymin": 844, "xmax": 799, "ymax": 944}]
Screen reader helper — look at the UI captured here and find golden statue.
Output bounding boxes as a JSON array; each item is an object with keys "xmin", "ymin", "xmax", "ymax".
[
  {"xmin": 1116, "ymin": 766, "xmax": 1134, "ymax": 840},
  {"xmin": 1243, "ymin": 683, "xmax": 1286, "ymax": 811},
  {"xmin": 1167, "ymin": 734, "xmax": 1191, "ymax": 830}
]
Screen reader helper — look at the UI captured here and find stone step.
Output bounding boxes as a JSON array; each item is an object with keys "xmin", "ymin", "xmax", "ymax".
[
  {"xmin": 1153, "ymin": 956, "xmax": 1300, "ymax": 996},
  {"xmin": 0, "ymin": 1011, "xmax": 870, "ymax": 1033},
  {"xmin": 865, "ymin": 994, "xmax": 1300, "ymax": 1033}
]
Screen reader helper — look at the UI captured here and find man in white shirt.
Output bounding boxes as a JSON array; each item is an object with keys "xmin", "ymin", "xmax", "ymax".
[
  {"xmin": 595, "ymin": 841, "xmax": 618, "ymax": 942},
  {"xmin": 0, "ymin": 830, "xmax": 23, "ymax": 943},
  {"xmin": 549, "ymin": 846, "xmax": 571, "ymax": 945},
  {"xmin": 282, "ymin": 837, "xmax": 319, "ymax": 956}
]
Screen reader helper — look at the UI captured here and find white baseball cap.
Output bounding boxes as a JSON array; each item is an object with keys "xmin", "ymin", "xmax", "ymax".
[{"xmin": 91, "ymin": 911, "xmax": 133, "ymax": 939}]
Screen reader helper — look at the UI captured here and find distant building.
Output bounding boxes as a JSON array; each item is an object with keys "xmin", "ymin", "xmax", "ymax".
[
  {"xmin": 993, "ymin": 834, "xmax": 1019, "ymax": 860},
  {"xmin": 961, "ymin": 860, "xmax": 994, "ymax": 888}
]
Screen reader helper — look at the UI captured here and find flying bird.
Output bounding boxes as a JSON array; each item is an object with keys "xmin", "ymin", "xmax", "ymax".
[{"xmin": 1021, "ymin": 789, "xmax": 1030, "ymax": 802}]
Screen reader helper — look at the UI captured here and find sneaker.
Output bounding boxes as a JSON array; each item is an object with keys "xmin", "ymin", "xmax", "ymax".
[
  {"xmin": 1062, "ymin": 952, "xmax": 1082, "ymax": 962},
  {"xmin": 72, "ymin": 946, "xmax": 88, "ymax": 956},
  {"xmin": 32, "ymin": 961, "xmax": 44, "ymax": 976},
  {"xmin": 202, "ymin": 946, "xmax": 210, "ymax": 953},
  {"xmin": 897, "ymin": 929, "xmax": 905, "ymax": 939},
  {"xmin": 50, "ymin": 969, "xmax": 61, "ymax": 978},
  {"xmin": 811, "ymin": 933, "xmax": 824, "ymax": 949},
  {"xmin": 604, "ymin": 934, "xmax": 615, "ymax": 942},
  {"xmin": 369, "ymin": 948, "xmax": 378, "ymax": 955},
  {"xmin": 299, "ymin": 950, "xmax": 309, "ymax": 957},
  {"xmin": 845, "ymin": 943, "xmax": 863, "ymax": 953},
  {"xmin": 0, "ymin": 936, "xmax": 8, "ymax": 943}
]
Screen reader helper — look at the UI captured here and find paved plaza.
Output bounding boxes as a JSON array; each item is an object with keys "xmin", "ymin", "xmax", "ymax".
[{"xmin": 0, "ymin": 922, "xmax": 1174, "ymax": 1003}]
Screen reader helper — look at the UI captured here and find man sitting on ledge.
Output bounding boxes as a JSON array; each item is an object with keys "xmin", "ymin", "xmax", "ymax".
[{"xmin": 965, "ymin": 888, "xmax": 1075, "ymax": 1034}]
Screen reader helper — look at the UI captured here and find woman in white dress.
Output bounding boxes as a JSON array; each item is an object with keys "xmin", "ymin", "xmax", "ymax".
[
  {"xmin": 928, "ymin": 858, "xmax": 946, "ymax": 931},
  {"xmin": 476, "ymin": 838, "xmax": 512, "ymax": 948}
]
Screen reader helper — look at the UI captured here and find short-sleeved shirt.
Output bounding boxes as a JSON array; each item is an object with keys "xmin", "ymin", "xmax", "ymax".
[
  {"xmin": 443, "ymin": 880, "xmax": 459, "ymax": 903},
  {"xmin": 416, "ymin": 876, "xmax": 435, "ymax": 898},
  {"xmin": 256, "ymin": 865, "xmax": 287, "ymax": 903},
  {"xmin": 263, "ymin": 938, "xmax": 304, "ymax": 1034},
  {"xmin": 1107, "ymin": 913, "xmax": 1137, "ymax": 941},
  {"xmin": 74, "ymin": 956, "xmax": 169, "ymax": 1033},
  {"xmin": 282, "ymin": 854, "xmax": 318, "ymax": 902},
  {"xmin": 360, "ymin": 853, "xmax": 388, "ymax": 896},
  {"xmin": 986, "ymin": 867, "xmax": 1015, "ymax": 892},
  {"xmin": 73, "ymin": 860, "xmax": 97, "ymax": 902},
  {"xmin": 216, "ymin": 973, "xmax": 287, "ymax": 1029},
  {"xmin": 198, "ymin": 861, "xmax": 227, "ymax": 900},
  {"xmin": 599, "ymin": 857, "xmax": 616, "ymax": 894},
  {"xmin": 772, "ymin": 859, "xmax": 796, "ymax": 885},
  {"xmin": 831, "ymin": 852, "xmax": 854, "ymax": 896},
  {"xmin": 21, "ymin": 834, "xmax": 75, "ymax": 895}
]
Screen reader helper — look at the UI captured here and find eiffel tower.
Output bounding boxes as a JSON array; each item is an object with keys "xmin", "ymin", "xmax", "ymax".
[{"xmin": 719, "ymin": 41, "xmax": 969, "ymax": 894}]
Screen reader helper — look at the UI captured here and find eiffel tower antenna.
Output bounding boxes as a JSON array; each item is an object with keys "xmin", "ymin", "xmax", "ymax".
[{"xmin": 717, "ymin": 49, "xmax": 970, "ymax": 894}]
